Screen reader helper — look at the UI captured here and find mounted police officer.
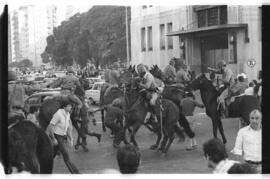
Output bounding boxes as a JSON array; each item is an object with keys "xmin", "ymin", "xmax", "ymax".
[
  {"xmin": 137, "ymin": 64, "xmax": 158, "ymax": 123},
  {"xmin": 175, "ymin": 64, "xmax": 191, "ymax": 88},
  {"xmin": 163, "ymin": 58, "xmax": 176, "ymax": 85},
  {"xmin": 208, "ymin": 60, "xmax": 234, "ymax": 117}
]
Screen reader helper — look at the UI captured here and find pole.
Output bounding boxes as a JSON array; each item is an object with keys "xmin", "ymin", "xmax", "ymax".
[{"xmin": 125, "ymin": 6, "xmax": 130, "ymax": 66}]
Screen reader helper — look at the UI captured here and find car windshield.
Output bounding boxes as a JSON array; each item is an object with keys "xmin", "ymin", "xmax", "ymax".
[{"xmin": 93, "ymin": 84, "xmax": 101, "ymax": 90}]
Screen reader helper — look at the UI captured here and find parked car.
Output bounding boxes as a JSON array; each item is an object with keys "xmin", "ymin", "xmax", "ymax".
[
  {"xmin": 86, "ymin": 77, "xmax": 105, "ymax": 89},
  {"xmin": 24, "ymin": 90, "xmax": 60, "ymax": 114},
  {"xmin": 85, "ymin": 82, "xmax": 105, "ymax": 104}
]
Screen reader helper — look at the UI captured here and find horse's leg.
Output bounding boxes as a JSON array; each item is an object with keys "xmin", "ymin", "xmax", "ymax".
[
  {"xmin": 101, "ymin": 109, "xmax": 106, "ymax": 132},
  {"xmin": 150, "ymin": 122, "xmax": 161, "ymax": 150},
  {"xmin": 71, "ymin": 118, "xmax": 89, "ymax": 152},
  {"xmin": 216, "ymin": 115, "xmax": 227, "ymax": 144},
  {"xmin": 158, "ymin": 130, "xmax": 168, "ymax": 152},
  {"xmin": 163, "ymin": 127, "xmax": 176, "ymax": 153},
  {"xmin": 178, "ymin": 112, "xmax": 195, "ymax": 138},
  {"xmin": 130, "ymin": 124, "xmax": 140, "ymax": 147},
  {"xmin": 209, "ymin": 114, "xmax": 218, "ymax": 139},
  {"xmin": 24, "ymin": 153, "xmax": 40, "ymax": 173}
]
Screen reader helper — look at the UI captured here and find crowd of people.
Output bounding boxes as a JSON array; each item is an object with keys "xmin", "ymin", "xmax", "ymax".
[{"xmin": 7, "ymin": 57, "xmax": 262, "ymax": 174}]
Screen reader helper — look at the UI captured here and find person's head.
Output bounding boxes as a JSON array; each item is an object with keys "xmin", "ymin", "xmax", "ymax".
[
  {"xmin": 217, "ymin": 60, "xmax": 226, "ymax": 71},
  {"xmin": 66, "ymin": 66, "xmax": 75, "ymax": 75},
  {"xmin": 249, "ymin": 109, "xmax": 262, "ymax": 130},
  {"xmin": 237, "ymin": 75, "xmax": 244, "ymax": 82},
  {"xmin": 210, "ymin": 72, "xmax": 215, "ymax": 80},
  {"xmin": 116, "ymin": 145, "xmax": 141, "ymax": 174},
  {"xmin": 169, "ymin": 59, "xmax": 175, "ymax": 66},
  {"xmin": 137, "ymin": 64, "xmax": 146, "ymax": 77},
  {"xmin": 203, "ymin": 138, "xmax": 228, "ymax": 169},
  {"xmin": 60, "ymin": 101, "xmax": 73, "ymax": 113},
  {"xmin": 113, "ymin": 62, "xmax": 120, "ymax": 70},
  {"xmin": 249, "ymin": 82, "xmax": 254, "ymax": 87},
  {"xmin": 228, "ymin": 163, "xmax": 257, "ymax": 174},
  {"xmin": 29, "ymin": 106, "xmax": 39, "ymax": 115},
  {"xmin": 181, "ymin": 64, "xmax": 187, "ymax": 71}
]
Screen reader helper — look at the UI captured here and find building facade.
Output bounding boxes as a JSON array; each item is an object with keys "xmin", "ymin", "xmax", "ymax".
[{"xmin": 130, "ymin": 5, "xmax": 261, "ymax": 81}]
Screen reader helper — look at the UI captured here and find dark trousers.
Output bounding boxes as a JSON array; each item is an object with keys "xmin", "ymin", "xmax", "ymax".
[
  {"xmin": 54, "ymin": 134, "xmax": 79, "ymax": 174},
  {"xmin": 105, "ymin": 122, "xmax": 124, "ymax": 145}
]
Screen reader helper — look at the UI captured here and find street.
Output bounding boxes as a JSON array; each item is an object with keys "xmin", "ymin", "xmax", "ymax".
[{"xmin": 53, "ymin": 104, "xmax": 240, "ymax": 174}]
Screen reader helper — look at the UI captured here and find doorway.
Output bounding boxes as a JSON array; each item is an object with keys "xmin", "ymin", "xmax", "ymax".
[{"xmin": 200, "ymin": 33, "xmax": 228, "ymax": 72}]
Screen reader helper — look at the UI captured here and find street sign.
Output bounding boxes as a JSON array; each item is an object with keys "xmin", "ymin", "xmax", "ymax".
[{"xmin": 247, "ymin": 58, "xmax": 256, "ymax": 68}]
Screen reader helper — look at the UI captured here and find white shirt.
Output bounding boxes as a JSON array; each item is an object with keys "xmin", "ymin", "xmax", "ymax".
[
  {"xmin": 231, "ymin": 126, "xmax": 262, "ymax": 162},
  {"xmin": 50, "ymin": 109, "xmax": 72, "ymax": 136},
  {"xmin": 244, "ymin": 87, "xmax": 254, "ymax": 96},
  {"xmin": 213, "ymin": 159, "xmax": 239, "ymax": 173}
]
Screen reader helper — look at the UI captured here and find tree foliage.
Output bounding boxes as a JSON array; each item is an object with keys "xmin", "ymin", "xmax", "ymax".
[{"xmin": 42, "ymin": 6, "xmax": 130, "ymax": 68}]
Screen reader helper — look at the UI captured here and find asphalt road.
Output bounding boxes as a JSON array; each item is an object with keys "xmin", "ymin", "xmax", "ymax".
[{"xmin": 53, "ymin": 104, "xmax": 240, "ymax": 174}]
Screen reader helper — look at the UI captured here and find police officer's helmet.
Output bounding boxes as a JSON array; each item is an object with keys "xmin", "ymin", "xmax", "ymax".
[
  {"xmin": 8, "ymin": 71, "xmax": 17, "ymax": 81},
  {"xmin": 67, "ymin": 66, "xmax": 75, "ymax": 74},
  {"xmin": 217, "ymin": 60, "xmax": 226, "ymax": 69}
]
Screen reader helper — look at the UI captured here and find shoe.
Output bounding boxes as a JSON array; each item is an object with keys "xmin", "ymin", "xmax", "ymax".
[{"xmin": 97, "ymin": 134, "xmax": 101, "ymax": 143}]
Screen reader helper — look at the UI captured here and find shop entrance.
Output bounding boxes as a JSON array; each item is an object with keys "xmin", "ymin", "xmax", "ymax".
[{"xmin": 200, "ymin": 33, "xmax": 228, "ymax": 72}]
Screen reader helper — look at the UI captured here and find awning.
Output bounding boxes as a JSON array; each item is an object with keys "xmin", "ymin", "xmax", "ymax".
[{"xmin": 167, "ymin": 23, "xmax": 248, "ymax": 37}]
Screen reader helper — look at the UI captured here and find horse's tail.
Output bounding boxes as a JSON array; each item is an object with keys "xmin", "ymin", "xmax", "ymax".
[{"xmin": 36, "ymin": 128, "xmax": 54, "ymax": 174}]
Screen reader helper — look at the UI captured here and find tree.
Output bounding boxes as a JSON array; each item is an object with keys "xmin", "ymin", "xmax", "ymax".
[
  {"xmin": 42, "ymin": 6, "xmax": 131, "ymax": 68},
  {"xmin": 17, "ymin": 59, "xmax": 33, "ymax": 68}
]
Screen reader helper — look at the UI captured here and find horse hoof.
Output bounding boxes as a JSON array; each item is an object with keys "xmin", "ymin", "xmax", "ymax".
[
  {"xmin": 74, "ymin": 145, "xmax": 79, "ymax": 150},
  {"xmin": 83, "ymin": 147, "xmax": 89, "ymax": 152},
  {"xmin": 150, "ymin": 145, "xmax": 158, "ymax": 150}
]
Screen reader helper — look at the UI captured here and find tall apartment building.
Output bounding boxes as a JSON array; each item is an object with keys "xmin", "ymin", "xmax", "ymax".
[
  {"xmin": 10, "ymin": 5, "xmax": 59, "ymax": 67},
  {"xmin": 130, "ymin": 5, "xmax": 261, "ymax": 81},
  {"xmin": 47, "ymin": 5, "xmax": 57, "ymax": 36},
  {"xmin": 11, "ymin": 10, "xmax": 22, "ymax": 62}
]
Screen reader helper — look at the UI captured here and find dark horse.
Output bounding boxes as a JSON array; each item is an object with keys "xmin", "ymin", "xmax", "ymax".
[
  {"xmin": 149, "ymin": 65, "xmax": 195, "ymax": 138},
  {"xmin": 120, "ymin": 74, "xmax": 185, "ymax": 154},
  {"xmin": 99, "ymin": 66, "xmax": 136, "ymax": 132},
  {"xmin": 189, "ymin": 74, "xmax": 227, "ymax": 143},
  {"xmin": 228, "ymin": 94, "xmax": 261, "ymax": 127},
  {"xmin": 8, "ymin": 120, "xmax": 54, "ymax": 173}
]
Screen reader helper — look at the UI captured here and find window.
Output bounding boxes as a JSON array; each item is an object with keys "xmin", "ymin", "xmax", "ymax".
[
  {"xmin": 197, "ymin": 6, "xmax": 227, "ymax": 28},
  {"xmin": 147, "ymin": 26, "xmax": 153, "ymax": 51},
  {"xmin": 160, "ymin": 24, "xmax": 165, "ymax": 50},
  {"xmin": 141, "ymin": 27, "xmax": 146, "ymax": 52},
  {"xmin": 167, "ymin": 23, "xmax": 173, "ymax": 49}
]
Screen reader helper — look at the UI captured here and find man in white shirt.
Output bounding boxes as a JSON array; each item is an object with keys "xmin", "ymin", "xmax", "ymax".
[
  {"xmin": 46, "ymin": 100, "xmax": 79, "ymax": 174},
  {"xmin": 231, "ymin": 109, "xmax": 262, "ymax": 173}
]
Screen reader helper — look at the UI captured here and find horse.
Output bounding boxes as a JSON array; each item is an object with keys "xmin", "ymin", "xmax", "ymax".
[
  {"xmin": 228, "ymin": 95, "xmax": 261, "ymax": 127},
  {"xmin": 120, "ymin": 75, "xmax": 185, "ymax": 154},
  {"xmin": 189, "ymin": 73, "xmax": 227, "ymax": 144},
  {"xmin": 149, "ymin": 65, "xmax": 195, "ymax": 138},
  {"xmin": 99, "ymin": 65, "xmax": 136, "ymax": 132},
  {"xmin": 8, "ymin": 120, "xmax": 54, "ymax": 174}
]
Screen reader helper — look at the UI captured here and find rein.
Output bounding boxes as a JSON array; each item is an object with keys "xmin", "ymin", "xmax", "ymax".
[{"xmin": 8, "ymin": 121, "xmax": 19, "ymax": 130}]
